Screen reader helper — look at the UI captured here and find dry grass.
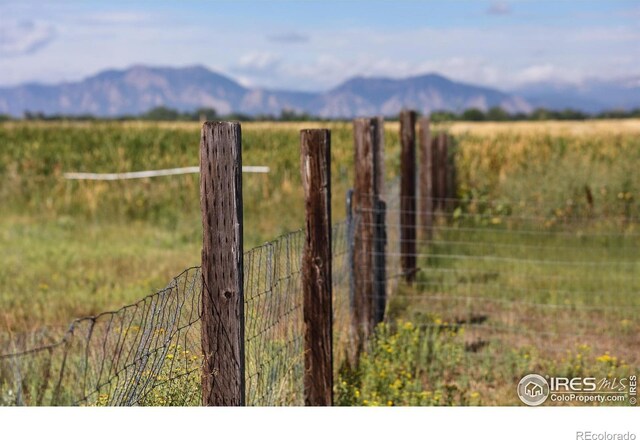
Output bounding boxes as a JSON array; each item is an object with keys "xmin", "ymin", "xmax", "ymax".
[
  {"xmin": 445, "ymin": 118, "xmax": 640, "ymax": 136},
  {"xmin": 1, "ymin": 119, "xmax": 638, "ymax": 406}
]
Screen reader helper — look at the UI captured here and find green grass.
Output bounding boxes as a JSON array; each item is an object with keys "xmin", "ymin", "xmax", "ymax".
[
  {"xmin": 336, "ymin": 321, "xmax": 636, "ymax": 406},
  {"xmin": 339, "ymin": 212, "xmax": 639, "ymax": 406},
  {"xmin": 0, "ymin": 121, "xmax": 399, "ymax": 330},
  {"xmin": 0, "ymin": 216, "xmax": 196, "ymax": 330},
  {"xmin": 1, "ymin": 119, "xmax": 639, "ymax": 406}
]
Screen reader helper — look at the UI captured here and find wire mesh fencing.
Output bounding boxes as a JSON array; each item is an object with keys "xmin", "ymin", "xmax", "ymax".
[
  {"xmin": 244, "ymin": 230, "xmax": 305, "ymax": 405},
  {"xmin": 4, "ymin": 166, "xmax": 636, "ymax": 406},
  {"xmin": 244, "ymin": 220, "xmax": 353, "ymax": 405},
  {"xmin": 0, "ymin": 218, "xmax": 354, "ymax": 406},
  {"xmin": 0, "ymin": 267, "xmax": 203, "ymax": 406}
]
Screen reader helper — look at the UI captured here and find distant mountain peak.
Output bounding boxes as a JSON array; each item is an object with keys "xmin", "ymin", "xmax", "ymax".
[{"xmin": 9, "ymin": 64, "xmax": 637, "ymax": 117}]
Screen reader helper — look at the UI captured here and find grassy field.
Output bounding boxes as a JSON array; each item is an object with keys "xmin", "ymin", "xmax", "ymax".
[
  {"xmin": 338, "ymin": 214, "xmax": 639, "ymax": 405},
  {"xmin": 339, "ymin": 119, "xmax": 640, "ymax": 405},
  {"xmin": 0, "ymin": 121, "xmax": 389, "ymax": 330},
  {"xmin": 1, "ymin": 119, "xmax": 639, "ymax": 405}
]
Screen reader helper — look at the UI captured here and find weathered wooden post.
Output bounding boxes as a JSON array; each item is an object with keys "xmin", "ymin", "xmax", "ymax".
[
  {"xmin": 373, "ymin": 115, "xmax": 387, "ymax": 325},
  {"xmin": 300, "ymin": 129, "xmax": 333, "ymax": 406},
  {"xmin": 445, "ymin": 134, "xmax": 456, "ymax": 213},
  {"xmin": 418, "ymin": 117, "xmax": 433, "ymax": 240},
  {"xmin": 200, "ymin": 121, "xmax": 245, "ymax": 406},
  {"xmin": 375, "ymin": 116, "xmax": 386, "ymax": 200},
  {"xmin": 435, "ymin": 132, "xmax": 448, "ymax": 213},
  {"xmin": 400, "ymin": 110, "xmax": 417, "ymax": 283},
  {"xmin": 351, "ymin": 117, "xmax": 385, "ymax": 355},
  {"xmin": 430, "ymin": 136, "xmax": 440, "ymax": 214}
]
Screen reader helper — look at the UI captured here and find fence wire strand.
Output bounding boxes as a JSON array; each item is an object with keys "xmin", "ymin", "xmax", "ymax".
[
  {"xmin": 361, "ymin": 191, "xmax": 640, "ymax": 369},
  {"xmin": 2, "ymin": 174, "xmax": 638, "ymax": 406},
  {"xmin": 0, "ymin": 267, "xmax": 203, "ymax": 406},
  {"xmin": 0, "ymin": 219, "xmax": 354, "ymax": 406}
]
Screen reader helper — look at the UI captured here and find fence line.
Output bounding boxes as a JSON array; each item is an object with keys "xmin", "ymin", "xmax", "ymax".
[
  {"xmin": 2, "ymin": 111, "xmax": 638, "ymax": 407},
  {"xmin": 0, "ymin": 219, "xmax": 355, "ymax": 406},
  {"xmin": 0, "ymin": 267, "xmax": 203, "ymax": 406}
]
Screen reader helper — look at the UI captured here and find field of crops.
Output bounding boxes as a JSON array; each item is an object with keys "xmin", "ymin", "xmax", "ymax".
[
  {"xmin": 0, "ymin": 121, "xmax": 370, "ymax": 330},
  {"xmin": 1, "ymin": 119, "xmax": 639, "ymax": 405}
]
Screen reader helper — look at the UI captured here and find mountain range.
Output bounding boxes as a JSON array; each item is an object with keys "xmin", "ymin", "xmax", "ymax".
[
  {"xmin": 513, "ymin": 77, "xmax": 640, "ymax": 114},
  {"xmin": 0, "ymin": 65, "xmax": 638, "ymax": 118}
]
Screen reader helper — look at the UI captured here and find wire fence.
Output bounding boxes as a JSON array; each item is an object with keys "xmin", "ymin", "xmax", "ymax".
[
  {"xmin": 370, "ymin": 194, "xmax": 640, "ymax": 370},
  {"xmin": 0, "ymin": 267, "xmax": 203, "ymax": 406},
  {"xmin": 2, "ymin": 180, "xmax": 638, "ymax": 406},
  {"xmin": 0, "ymin": 219, "xmax": 354, "ymax": 406},
  {"xmin": 2, "ymin": 151, "xmax": 638, "ymax": 405},
  {"xmin": 243, "ymin": 219, "xmax": 354, "ymax": 405}
]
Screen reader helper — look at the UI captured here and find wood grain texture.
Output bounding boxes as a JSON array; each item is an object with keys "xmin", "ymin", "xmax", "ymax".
[
  {"xmin": 400, "ymin": 110, "xmax": 417, "ymax": 283},
  {"xmin": 300, "ymin": 129, "xmax": 333, "ymax": 406},
  {"xmin": 352, "ymin": 118, "xmax": 375, "ymax": 353},
  {"xmin": 373, "ymin": 197, "xmax": 387, "ymax": 324},
  {"xmin": 435, "ymin": 132, "xmax": 448, "ymax": 212},
  {"xmin": 430, "ymin": 136, "xmax": 440, "ymax": 212},
  {"xmin": 352, "ymin": 117, "xmax": 384, "ymax": 355},
  {"xmin": 373, "ymin": 116, "xmax": 387, "ymax": 327},
  {"xmin": 445, "ymin": 134, "xmax": 457, "ymax": 213},
  {"xmin": 418, "ymin": 117, "xmax": 433, "ymax": 240},
  {"xmin": 375, "ymin": 116, "xmax": 386, "ymax": 199},
  {"xmin": 200, "ymin": 121, "xmax": 245, "ymax": 406}
]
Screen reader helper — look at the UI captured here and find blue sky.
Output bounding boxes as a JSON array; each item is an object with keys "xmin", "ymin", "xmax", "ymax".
[{"xmin": 1, "ymin": 0, "xmax": 639, "ymax": 91}]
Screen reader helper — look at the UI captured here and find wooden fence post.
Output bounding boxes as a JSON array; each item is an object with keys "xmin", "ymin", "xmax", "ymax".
[
  {"xmin": 375, "ymin": 116, "xmax": 386, "ymax": 200},
  {"xmin": 200, "ymin": 121, "xmax": 245, "ymax": 406},
  {"xmin": 418, "ymin": 117, "xmax": 433, "ymax": 240},
  {"xmin": 346, "ymin": 188, "xmax": 355, "ymax": 312},
  {"xmin": 300, "ymin": 129, "xmax": 333, "ymax": 406},
  {"xmin": 400, "ymin": 110, "xmax": 417, "ymax": 283},
  {"xmin": 373, "ymin": 116, "xmax": 387, "ymax": 325},
  {"xmin": 435, "ymin": 132, "xmax": 448, "ymax": 213},
  {"xmin": 430, "ymin": 136, "xmax": 439, "ymax": 214},
  {"xmin": 352, "ymin": 117, "xmax": 385, "ymax": 355},
  {"xmin": 445, "ymin": 134, "xmax": 456, "ymax": 213},
  {"xmin": 373, "ymin": 198, "xmax": 387, "ymax": 325}
]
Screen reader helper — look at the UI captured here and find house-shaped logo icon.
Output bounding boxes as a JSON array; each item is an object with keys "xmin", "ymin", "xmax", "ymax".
[
  {"xmin": 518, "ymin": 374, "xmax": 550, "ymax": 406},
  {"xmin": 525, "ymin": 382, "xmax": 544, "ymax": 398}
]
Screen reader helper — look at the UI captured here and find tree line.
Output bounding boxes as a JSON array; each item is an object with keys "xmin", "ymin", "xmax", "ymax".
[
  {"xmin": 1, "ymin": 105, "xmax": 640, "ymax": 122},
  {"xmin": 429, "ymin": 106, "xmax": 640, "ymax": 122}
]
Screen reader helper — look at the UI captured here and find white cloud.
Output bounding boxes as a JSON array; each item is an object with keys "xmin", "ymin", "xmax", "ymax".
[
  {"xmin": 228, "ymin": 53, "xmax": 285, "ymax": 88},
  {"xmin": 415, "ymin": 57, "xmax": 501, "ymax": 86},
  {"xmin": 515, "ymin": 64, "xmax": 558, "ymax": 83},
  {"xmin": 237, "ymin": 53, "xmax": 280, "ymax": 70},
  {"xmin": 511, "ymin": 64, "xmax": 591, "ymax": 88},
  {"xmin": 0, "ymin": 6, "xmax": 638, "ymax": 92},
  {"xmin": 232, "ymin": 53, "xmax": 281, "ymax": 75},
  {"xmin": 0, "ymin": 20, "xmax": 56, "ymax": 56}
]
